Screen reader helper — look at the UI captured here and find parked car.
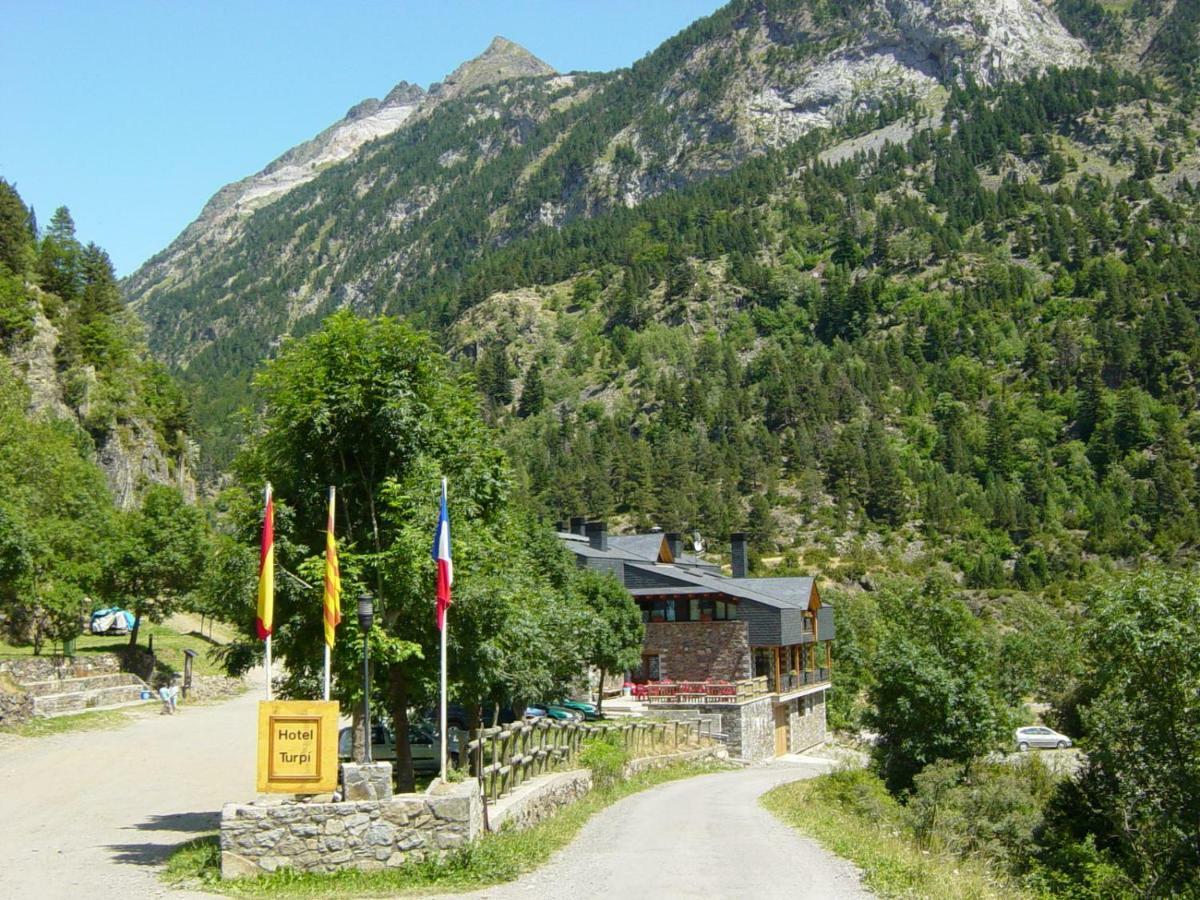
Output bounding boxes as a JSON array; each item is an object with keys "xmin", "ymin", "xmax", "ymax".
[
  {"xmin": 525, "ymin": 704, "xmax": 583, "ymax": 722},
  {"xmin": 547, "ymin": 698, "xmax": 600, "ymax": 720},
  {"xmin": 1015, "ymin": 725, "xmax": 1073, "ymax": 751},
  {"xmin": 337, "ymin": 722, "xmax": 460, "ymax": 771}
]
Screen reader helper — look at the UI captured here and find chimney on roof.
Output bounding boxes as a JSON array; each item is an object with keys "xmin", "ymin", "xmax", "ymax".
[
  {"xmin": 570, "ymin": 516, "xmax": 586, "ymax": 536},
  {"xmin": 665, "ymin": 532, "xmax": 682, "ymax": 561},
  {"xmin": 730, "ymin": 532, "xmax": 748, "ymax": 578},
  {"xmin": 585, "ymin": 521, "xmax": 608, "ymax": 551}
]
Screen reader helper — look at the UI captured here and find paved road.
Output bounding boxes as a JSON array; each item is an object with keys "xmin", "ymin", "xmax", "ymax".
[
  {"xmin": 0, "ymin": 683, "xmax": 263, "ymax": 900},
  {"xmin": 1, "ymin": 685, "xmax": 867, "ymax": 900},
  {"xmin": 444, "ymin": 761, "xmax": 869, "ymax": 900}
]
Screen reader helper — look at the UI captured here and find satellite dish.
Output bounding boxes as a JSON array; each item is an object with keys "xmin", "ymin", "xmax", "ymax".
[{"xmin": 691, "ymin": 531, "xmax": 705, "ymax": 553}]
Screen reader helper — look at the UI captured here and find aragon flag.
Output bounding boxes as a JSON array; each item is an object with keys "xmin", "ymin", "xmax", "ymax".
[
  {"xmin": 431, "ymin": 482, "xmax": 452, "ymax": 631},
  {"xmin": 323, "ymin": 487, "xmax": 342, "ymax": 647},
  {"xmin": 256, "ymin": 483, "xmax": 274, "ymax": 640}
]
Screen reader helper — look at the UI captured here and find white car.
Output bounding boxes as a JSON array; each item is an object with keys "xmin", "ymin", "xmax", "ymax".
[{"xmin": 1015, "ymin": 725, "xmax": 1072, "ymax": 751}]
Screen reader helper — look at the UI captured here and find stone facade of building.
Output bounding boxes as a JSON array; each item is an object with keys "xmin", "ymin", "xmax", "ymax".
[
  {"xmin": 789, "ymin": 691, "xmax": 827, "ymax": 752},
  {"xmin": 642, "ymin": 621, "xmax": 752, "ymax": 682}
]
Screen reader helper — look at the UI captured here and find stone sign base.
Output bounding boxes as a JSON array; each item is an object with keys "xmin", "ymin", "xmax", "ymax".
[
  {"xmin": 220, "ymin": 779, "xmax": 482, "ymax": 879},
  {"xmin": 341, "ymin": 761, "xmax": 393, "ymax": 801}
]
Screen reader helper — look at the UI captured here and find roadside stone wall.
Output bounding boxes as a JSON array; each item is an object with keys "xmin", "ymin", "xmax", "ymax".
[
  {"xmin": 487, "ymin": 770, "xmax": 592, "ymax": 832},
  {"xmin": 484, "ymin": 745, "xmax": 725, "ymax": 833},
  {"xmin": 789, "ymin": 690, "xmax": 827, "ymax": 752},
  {"xmin": 643, "ymin": 621, "xmax": 751, "ymax": 682},
  {"xmin": 0, "ymin": 653, "xmax": 121, "ymax": 683},
  {"xmin": 0, "ymin": 688, "xmax": 34, "ymax": 728},
  {"xmin": 220, "ymin": 779, "xmax": 483, "ymax": 879},
  {"xmin": 183, "ymin": 674, "xmax": 247, "ymax": 704}
]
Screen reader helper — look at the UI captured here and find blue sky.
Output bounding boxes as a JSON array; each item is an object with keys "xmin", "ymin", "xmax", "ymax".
[{"xmin": 0, "ymin": 1, "xmax": 726, "ymax": 276}]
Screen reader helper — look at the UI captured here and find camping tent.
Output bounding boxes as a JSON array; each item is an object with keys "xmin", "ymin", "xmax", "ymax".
[{"xmin": 90, "ymin": 608, "xmax": 136, "ymax": 635}]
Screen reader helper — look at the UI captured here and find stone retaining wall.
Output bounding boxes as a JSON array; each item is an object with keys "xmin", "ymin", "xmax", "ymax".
[
  {"xmin": 221, "ymin": 741, "xmax": 725, "ymax": 879},
  {"xmin": 487, "ymin": 769, "xmax": 592, "ymax": 832},
  {"xmin": 220, "ymin": 780, "xmax": 483, "ymax": 879},
  {"xmin": 0, "ymin": 653, "xmax": 122, "ymax": 682},
  {"xmin": 184, "ymin": 674, "xmax": 248, "ymax": 704},
  {"xmin": 0, "ymin": 688, "xmax": 34, "ymax": 728}
]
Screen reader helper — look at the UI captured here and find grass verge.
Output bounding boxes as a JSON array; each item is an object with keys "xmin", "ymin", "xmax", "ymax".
[
  {"xmin": 164, "ymin": 759, "xmax": 730, "ymax": 897},
  {"xmin": 11, "ymin": 707, "xmax": 132, "ymax": 738},
  {"xmin": 0, "ymin": 621, "xmax": 229, "ymax": 676},
  {"xmin": 761, "ymin": 775, "xmax": 1030, "ymax": 900}
]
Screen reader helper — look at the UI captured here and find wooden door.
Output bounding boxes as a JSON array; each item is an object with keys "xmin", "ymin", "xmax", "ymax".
[{"xmin": 773, "ymin": 703, "xmax": 789, "ymax": 756}]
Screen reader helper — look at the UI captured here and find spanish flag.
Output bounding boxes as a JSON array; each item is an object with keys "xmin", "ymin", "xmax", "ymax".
[
  {"xmin": 323, "ymin": 487, "xmax": 342, "ymax": 647},
  {"xmin": 256, "ymin": 483, "xmax": 274, "ymax": 640}
]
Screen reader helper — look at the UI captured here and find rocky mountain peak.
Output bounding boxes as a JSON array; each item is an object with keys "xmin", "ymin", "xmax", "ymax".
[
  {"xmin": 433, "ymin": 35, "xmax": 557, "ymax": 99},
  {"xmin": 383, "ymin": 79, "xmax": 426, "ymax": 107}
]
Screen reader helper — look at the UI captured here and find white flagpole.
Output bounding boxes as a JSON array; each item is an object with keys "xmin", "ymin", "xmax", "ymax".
[
  {"xmin": 324, "ymin": 485, "xmax": 335, "ymax": 702},
  {"xmin": 264, "ymin": 482, "xmax": 273, "ymax": 701},
  {"xmin": 323, "ymin": 644, "xmax": 331, "ymax": 702},
  {"xmin": 439, "ymin": 477, "xmax": 448, "ymax": 783}
]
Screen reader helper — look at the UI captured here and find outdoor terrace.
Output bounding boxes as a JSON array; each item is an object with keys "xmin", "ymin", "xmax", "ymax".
[{"xmin": 632, "ymin": 670, "xmax": 831, "ymax": 706}]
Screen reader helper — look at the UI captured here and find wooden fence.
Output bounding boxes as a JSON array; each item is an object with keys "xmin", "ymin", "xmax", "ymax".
[{"xmin": 465, "ymin": 717, "xmax": 712, "ymax": 802}]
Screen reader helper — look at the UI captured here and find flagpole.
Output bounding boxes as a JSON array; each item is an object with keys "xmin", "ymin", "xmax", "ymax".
[
  {"xmin": 439, "ymin": 477, "xmax": 449, "ymax": 783},
  {"xmin": 324, "ymin": 485, "xmax": 335, "ymax": 702},
  {"xmin": 264, "ymin": 481, "xmax": 273, "ymax": 701}
]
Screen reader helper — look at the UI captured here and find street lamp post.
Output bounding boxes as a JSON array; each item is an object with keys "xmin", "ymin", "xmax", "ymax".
[{"xmin": 357, "ymin": 592, "xmax": 374, "ymax": 763}]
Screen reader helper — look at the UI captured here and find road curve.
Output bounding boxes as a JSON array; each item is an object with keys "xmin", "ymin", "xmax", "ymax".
[
  {"xmin": 442, "ymin": 762, "xmax": 869, "ymax": 900},
  {"xmin": 0, "ymin": 683, "xmax": 263, "ymax": 900}
]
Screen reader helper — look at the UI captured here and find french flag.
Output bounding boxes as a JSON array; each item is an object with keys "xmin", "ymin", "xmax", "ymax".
[{"xmin": 432, "ymin": 481, "xmax": 453, "ymax": 631}]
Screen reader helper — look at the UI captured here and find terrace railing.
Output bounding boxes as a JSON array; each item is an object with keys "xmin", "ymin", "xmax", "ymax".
[{"xmin": 638, "ymin": 668, "xmax": 832, "ymax": 705}]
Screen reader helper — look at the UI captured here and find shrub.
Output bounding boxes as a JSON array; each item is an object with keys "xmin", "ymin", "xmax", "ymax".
[{"xmin": 579, "ymin": 730, "xmax": 628, "ymax": 788}]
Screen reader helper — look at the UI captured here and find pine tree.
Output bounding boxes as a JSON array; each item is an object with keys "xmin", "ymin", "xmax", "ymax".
[
  {"xmin": 517, "ymin": 360, "xmax": 545, "ymax": 418},
  {"xmin": 37, "ymin": 206, "xmax": 82, "ymax": 301}
]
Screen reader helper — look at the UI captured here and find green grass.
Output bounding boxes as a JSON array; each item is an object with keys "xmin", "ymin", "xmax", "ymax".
[
  {"xmin": 164, "ymin": 760, "xmax": 730, "ymax": 897},
  {"xmin": 11, "ymin": 708, "xmax": 132, "ymax": 738},
  {"xmin": 0, "ymin": 621, "xmax": 228, "ymax": 677},
  {"xmin": 761, "ymin": 775, "xmax": 1030, "ymax": 900}
]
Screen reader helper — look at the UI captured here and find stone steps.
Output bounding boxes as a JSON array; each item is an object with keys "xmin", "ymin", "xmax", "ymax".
[{"xmin": 25, "ymin": 673, "xmax": 155, "ymax": 717}]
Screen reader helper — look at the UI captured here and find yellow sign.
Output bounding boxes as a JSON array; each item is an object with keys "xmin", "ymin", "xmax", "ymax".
[{"xmin": 256, "ymin": 700, "xmax": 339, "ymax": 793}]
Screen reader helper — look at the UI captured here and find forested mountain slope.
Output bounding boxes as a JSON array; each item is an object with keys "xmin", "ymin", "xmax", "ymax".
[
  {"xmin": 127, "ymin": 0, "xmax": 1096, "ymax": 456},
  {"xmin": 125, "ymin": 0, "xmax": 1200, "ymax": 591}
]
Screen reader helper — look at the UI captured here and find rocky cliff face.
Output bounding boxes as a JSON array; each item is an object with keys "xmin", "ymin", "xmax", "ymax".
[
  {"xmin": 8, "ymin": 309, "xmax": 195, "ymax": 508},
  {"xmin": 584, "ymin": 0, "xmax": 1089, "ymax": 206}
]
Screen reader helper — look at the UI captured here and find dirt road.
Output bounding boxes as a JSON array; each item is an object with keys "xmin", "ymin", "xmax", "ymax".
[
  {"xmin": 444, "ymin": 761, "xmax": 869, "ymax": 900},
  {"xmin": 0, "ymin": 684, "xmax": 263, "ymax": 900}
]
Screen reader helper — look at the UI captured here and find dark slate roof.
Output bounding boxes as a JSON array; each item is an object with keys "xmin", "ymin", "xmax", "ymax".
[
  {"xmin": 559, "ymin": 530, "xmax": 818, "ymax": 610},
  {"xmin": 607, "ymin": 533, "xmax": 668, "ymax": 561},
  {"xmin": 623, "ymin": 563, "xmax": 816, "ymax": 610}
]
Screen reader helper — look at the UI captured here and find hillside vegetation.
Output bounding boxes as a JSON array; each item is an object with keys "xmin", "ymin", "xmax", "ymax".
[{"xmin": 0, "ymin": 180, "xmax": 200, "ymax": 652}]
